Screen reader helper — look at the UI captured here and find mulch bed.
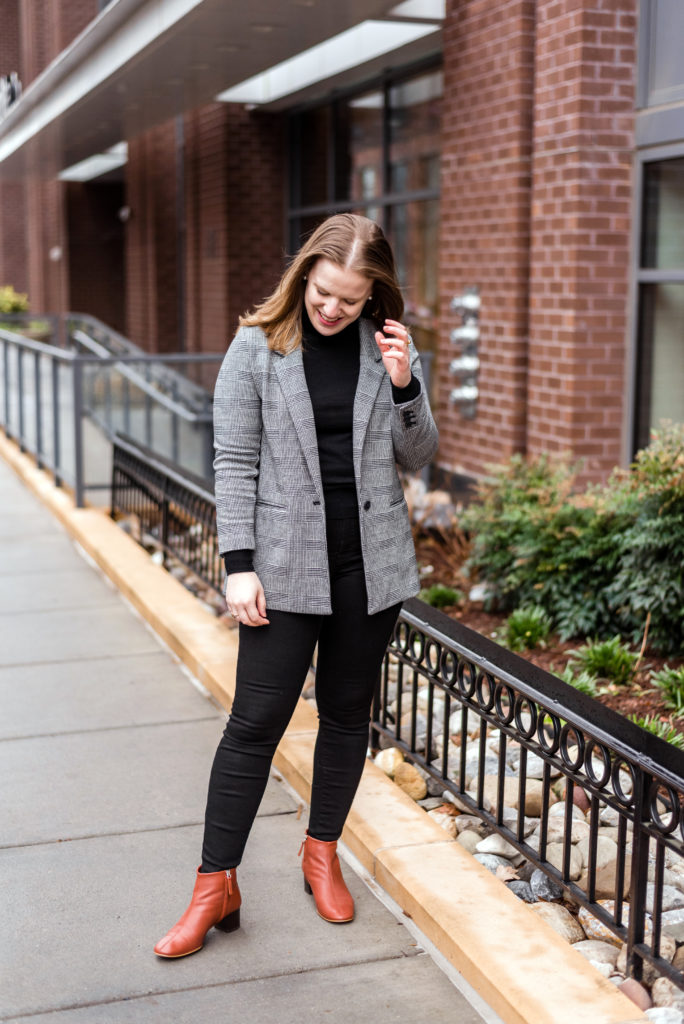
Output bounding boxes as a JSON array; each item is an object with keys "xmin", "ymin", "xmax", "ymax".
[{"xmin": 414, "ymin": 533, "xmax": 684, "ymax": 741}]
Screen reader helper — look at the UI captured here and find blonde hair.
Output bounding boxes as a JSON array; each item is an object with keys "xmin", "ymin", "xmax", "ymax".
[{"xmin": 239, "ymin": 213, "xmax": 404, "ymax": 353}]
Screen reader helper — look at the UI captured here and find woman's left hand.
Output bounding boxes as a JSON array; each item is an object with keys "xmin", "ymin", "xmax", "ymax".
[{"xmin": 375, "ymin": 320, "xmax": 412, "ymax": 389}]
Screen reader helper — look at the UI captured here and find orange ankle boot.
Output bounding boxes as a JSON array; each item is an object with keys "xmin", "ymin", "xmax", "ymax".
[
  {"xmin": 154, "ymin": 867, "xmax": 241, "ymax": 958},
  {"xmin": 299, "ymin": 833, "xmax": 354, "ymax": 923}
]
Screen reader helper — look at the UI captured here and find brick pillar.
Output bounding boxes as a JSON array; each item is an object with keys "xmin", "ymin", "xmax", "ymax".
[
  {"xmin": 125, "ymin": 122, "xmax": 179, "ymax": 352},
  {"xmin": 0, "ymin": 0, "xmax": 28, "ymax": 294},
  {"xmin": 527, "ymin": 0, "xmax": 637, "ymax": 480},
  {"xmin": 183, "ymin": 103, "xmax": 285, "ymax": 354},
  {"xmin": 437, "ymin": 0, "xmax": 536, "ymax": 479}
]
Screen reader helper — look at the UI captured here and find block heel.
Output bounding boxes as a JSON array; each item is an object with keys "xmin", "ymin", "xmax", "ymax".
[
  {"xmin": 215, "ymin": 907, "xmax": 241, "ymax": 932},
  {"xmin": 304, "ymin": 878, "xmax": 312, "ymax": 895}
]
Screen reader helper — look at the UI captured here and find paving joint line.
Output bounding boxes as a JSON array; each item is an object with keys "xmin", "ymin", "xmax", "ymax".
[
  {"xmin": 0, "ymin": 950, "xmax": 417, "ymax": 1022},
  {"xmin": 0, "ymin": 811, "xmax": 299, "ymax": 852},
  {"xmin": 0, "ymin": 715, "xmax": 221, "ymax": 743}
]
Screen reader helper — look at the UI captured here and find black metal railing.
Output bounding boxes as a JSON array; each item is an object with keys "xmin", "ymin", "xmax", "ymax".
[
  {"xmin": 374, "ymin": 599, "xmax": 684, "ymax": 990},
  {"xmin": 108, "ymin": 435, "xmax": 684, "ymax": 990},
  {"xmin": 0, "ymin": 317, "xmax": 223, "ymax": 504},
  {"xmin": 111, "ymin": 435, "xmax": 223, "ymax": 595}
]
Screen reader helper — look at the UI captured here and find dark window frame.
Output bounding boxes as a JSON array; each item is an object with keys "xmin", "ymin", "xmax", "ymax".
[{"xmin": 287, "ymin": 55, "xmax": 443, "ymax": 251}]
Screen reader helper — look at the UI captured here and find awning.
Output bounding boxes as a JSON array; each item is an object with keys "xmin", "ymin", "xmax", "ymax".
[{"xmin": 0, "ymin": 0, "xmax": 443, "ymax": 181}]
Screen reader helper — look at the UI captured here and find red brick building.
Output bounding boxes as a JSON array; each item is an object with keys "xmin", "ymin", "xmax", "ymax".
[{"xmin": 0, "ymin": 0, "xmax": 682, "ymax": 486}]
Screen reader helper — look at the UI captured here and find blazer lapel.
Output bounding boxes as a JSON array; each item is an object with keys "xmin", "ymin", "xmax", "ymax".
[
  {"xmin": 353, "ymin": 318, "xmax": 386, "ymax": 466},
  {"xmin": 273, "ymin": 348, "xmax": 324, "ymax": 496}
]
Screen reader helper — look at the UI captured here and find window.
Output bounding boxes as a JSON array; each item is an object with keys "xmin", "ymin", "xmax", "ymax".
[
  {"xmin": 634, "ymin": 157, "xmax": 684, "ymax": 451},
  {"xmin": 288, "ymin": 63, "xmax": 442, "ymax": 387}
]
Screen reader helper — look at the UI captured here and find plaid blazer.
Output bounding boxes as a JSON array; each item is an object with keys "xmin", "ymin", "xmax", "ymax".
[{"xmin": 213, "ymin": 318, "xmax": 439, "ymax": 615}]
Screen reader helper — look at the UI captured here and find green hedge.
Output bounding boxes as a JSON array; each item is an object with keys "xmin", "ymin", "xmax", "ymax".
[{"xmin": 462, "ymin": 424, "xmax": 684, "ymax": 655}]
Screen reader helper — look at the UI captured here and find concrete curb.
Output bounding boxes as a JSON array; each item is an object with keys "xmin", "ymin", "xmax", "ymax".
[{"xmin": 0, "ymin": 434, "xmax": 646, "ymax": 1024}]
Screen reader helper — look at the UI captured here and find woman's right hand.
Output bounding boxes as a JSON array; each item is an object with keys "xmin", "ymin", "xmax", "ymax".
[{"xmin": 225, "ymin": 572, "xmax": 270, "ymax": 627}]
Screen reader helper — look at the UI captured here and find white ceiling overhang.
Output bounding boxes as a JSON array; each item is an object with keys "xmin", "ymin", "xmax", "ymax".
[{"xmin": 0, "ymin": 0, "xmax": 443, "ymax": 182}]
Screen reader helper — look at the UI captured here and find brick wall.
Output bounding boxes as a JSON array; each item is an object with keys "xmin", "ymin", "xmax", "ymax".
[
  {"xmin": 224, "ymin": 105, "xmax": 286, "ymax": 335},
  {"xmin": 183, "ymin": 103, "xmax": 286, "ymax": 354},
  {"xmin": 125, "ymin": 121, "xmax": 180, "ymax": 352},
  {"xmin": 437, "ymin": 0, "xmax": 536, "ymax": 479},
  {"xmin": 527, "ymin": 0, "xmax": 637, "ymax": 480},
  {"xmin": 0, "ymin": 0, "xmax": 98, "ymax": 310},
  {"xmin": 0, "ymin": 0, "xmax": 27, "ymax": 294}
]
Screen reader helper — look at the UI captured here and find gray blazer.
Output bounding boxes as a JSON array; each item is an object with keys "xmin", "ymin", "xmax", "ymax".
[{"xmin": 213, "ymin": 318, "xmax": 439, "ymax": 615}]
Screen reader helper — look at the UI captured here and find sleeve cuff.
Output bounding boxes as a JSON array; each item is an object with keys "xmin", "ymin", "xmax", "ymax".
[
  {"xmin": 222, "ymin": 549, "xmax": 255, "ymax": 575},
  {"xmin": 392, "ymin": 374, "xmax": 421, "ymax": 404}
]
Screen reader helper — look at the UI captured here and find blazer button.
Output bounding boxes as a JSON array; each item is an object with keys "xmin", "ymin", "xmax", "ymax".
[{"xmin": 363, "ymin": 500, "xmax": 371, "ymax": 510}]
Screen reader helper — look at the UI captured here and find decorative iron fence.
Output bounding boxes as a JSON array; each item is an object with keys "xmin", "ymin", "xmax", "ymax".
[
  {"xmin": 375, "ymin": 599, "xmax": 684, "ymax": 991},
  {"xmin": 111, "ymin": 435, "xmax": 223, "ymax": 595},
  {"xmin": 109, "ymin": 435, "xmax": 684, "ymax": 991}
]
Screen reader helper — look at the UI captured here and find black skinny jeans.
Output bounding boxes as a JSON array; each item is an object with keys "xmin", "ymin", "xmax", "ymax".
[{"xmin": 201, "ymin": 515, "xmax": 401, "ymax": 872}]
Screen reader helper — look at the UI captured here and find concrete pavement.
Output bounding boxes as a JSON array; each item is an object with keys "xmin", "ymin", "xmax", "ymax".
[{"xmin": 0, "ymin": 457, "xmax": 487, "ymax": 1023}]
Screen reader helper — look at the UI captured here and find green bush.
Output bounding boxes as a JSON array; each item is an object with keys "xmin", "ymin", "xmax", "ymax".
[
  {"xmin": 462, "ymin": 424, "xmax": 684, "ymax": 655},
  {"xmin": 0, "ymin": 285, "xmax": 29, "ymax": 313},
  {"xmin": 652, "ymin": 665, "xmax": 684, "ymax": 714},
  {"xmin": 567, "ymin": 636, "xmax": 637, "ymax": 686},
  {"xmin": 418, "ymin": 584, "xmax": 463, "ymax": 609},
  {"xmin": 503, "ymin": 605, "xmax": 552, "ymax": 651},
  {"xmin": 558, "ymin": 664, "xmax": 598, "ymax": 697}
]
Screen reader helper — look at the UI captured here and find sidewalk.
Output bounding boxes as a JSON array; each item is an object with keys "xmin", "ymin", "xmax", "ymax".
[{"xmin": 0, "ymin": 457, "xmax": 487, "ymax": 1024}]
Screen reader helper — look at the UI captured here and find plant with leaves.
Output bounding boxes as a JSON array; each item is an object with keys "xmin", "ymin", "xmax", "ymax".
[
  {"xmin": 0, "ymin": 284, "xmax": 28, "ymax": 313},
  {"xmin": 567, "ymin": 636, "xmax": 637, "ymax": 687},
  {"xmin": 558, "ymin": 664, "xmax": 598, "ymax": 697},
  {"xmin": 628, "ymin": 713, "xmax": 684, "ymax": 750},
  {"xmin": 651, "ymin": 665, "xmax": 684, "ymax": 714},
  {"xmin": 503, "ymin": 605, "xmax": 553, "ymax": 652},
  {"xmin": 418, "ymin": 584, "xmax": 463, "ymax": 609}
]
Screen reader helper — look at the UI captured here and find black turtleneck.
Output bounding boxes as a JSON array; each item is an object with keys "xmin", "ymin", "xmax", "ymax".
[{"xmin": 222, "ymin": 313, "xmax": 420, "ymax": 576}]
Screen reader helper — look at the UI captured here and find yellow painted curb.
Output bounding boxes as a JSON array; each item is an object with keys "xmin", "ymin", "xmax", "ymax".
[{"xmin": 1, "ymin": 435, "xmax": 645, "ymax": 1024}]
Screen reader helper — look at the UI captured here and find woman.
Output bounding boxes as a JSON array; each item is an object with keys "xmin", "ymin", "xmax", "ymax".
[{"xmin": 154, "ymin": 213, "xmax": 438, "ymax": 958}]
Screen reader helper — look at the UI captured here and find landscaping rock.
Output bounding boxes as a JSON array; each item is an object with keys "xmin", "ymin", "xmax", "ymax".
[
  {"xmin": 454, "ymin": 814, "xmax": 486, "ymax": 835},
  {"xmin": 660, "ymin": 908, "xmax": 684, "ymax": 944},
  {"xmin": 545, "ymin": 841, "xmax": 583, "ymax": 881},
  {"xmin": 457, "ymin": 830, "xmax": 482, "ymax": 854},
  {"xmin": 427, "ymin": 809, "xmax": 459, "ymax": 838},
  {"xmin": 576, "ymin": 834, "xmax": 619, "ymax": 873},
  {"xmin": 394, "ymin": 761, "xmax": 428, "ymax": 800},
  {"xmin": 530, "ymin": 868, "xmax": 563, "ymax": 901},
  {"xmin": 529, "ymin": 902, "xmax": 585, "ymax": 943},
  {"xmin": 507, "ymin": 880, "xmax": 536, "ymax": 903},
  {"xmin": 577, "ymin": 904, "xmax": 624, "ymax": 947},
  {"xmin": 476, "ymin": 834, "xmax": 521, "ymax": 860},
  {"xmin": 474, "ymin": 853, "xmax": 511, "ymax": 873},
  {"xmin": 645, "ymin": 1008, "xmax": 684, "ymax": 1024},
  {"xmin": 374, "ymin": 747, "xmax": 404, "ymax": 778},
  {"xmin": 617, "ymin": 935, "xmax": 676, "ymax": 987},
  {"xmin": 418, "ymin": 796, "xmax": 445, "ymax": 811},
  {"xmin": 648, "ymin": 883, "xmax": 684, "ymax": 915},
  {"xmin": 577, "ymin": 854, "xmax": 632, "ymax": 900},
  {"xmin": 572, "ymin": 939, "xmax": 619, "ymax": 967},
  {"xmin": 652, "ymin": 978, "xmax": 684, "ymax": 1013},
  {"xmin": 619, "ymin": 978, "xmax": 653, "ymax": 1012},
  {"xmin": 548, "ymin": 801, "xmax": 586, "ymax": 822},
  {"xmin": 482, "ymin": 774, "xmax": 551, "ymax": 817}
]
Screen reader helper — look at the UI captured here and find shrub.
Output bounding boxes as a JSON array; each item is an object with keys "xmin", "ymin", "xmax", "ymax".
[
  {"xmin": 628, "ymin": 714, "xmax": 684, "ymax": 750},
  {"xmin": 419, "ymin": 584, "xmax": 463, "ymax": 609},
  {"xmin": 651, "ymin": 665, "xmax": 684, "ymax": 714},
  {"xmin": 0, "ymin": 285, "xmax": 29, "ymax": 313},
  {"xmin": 558, "ymin": 664, "xmax": 598, "ymax": 697},
  {"xmin": 462, "ymin": 424, "xmax": 684, "ymax": 655},
  {"xmin": 503, "ymin": 605, "xmax": 552, "ymax": 651},
  {"xmin": 567, "ymin": 636, "xmax": 637, "ymax": 686}
]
